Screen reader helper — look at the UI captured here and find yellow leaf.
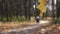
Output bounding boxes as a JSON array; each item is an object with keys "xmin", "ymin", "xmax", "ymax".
[{"xmin": 36, "ymin": 0, "xmax": 47, "ymax": 17}]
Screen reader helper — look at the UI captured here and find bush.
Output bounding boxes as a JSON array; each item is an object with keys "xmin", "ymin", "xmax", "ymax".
[
  {"xmin": 2, "ymin": 17, "xmax": 7, "ymax": 22},
  {"xmin": 12, "ymin": 16, "xmax": 27, "ymax": 22},
  {"xmin": 18, "ymin": 16, "xmax": 26, "ymax": 21},
  {"xmin": 56, "ymin": 18, "xmax": 60, "ymax": 24},
  {"xmin": 12, "ymin": 16, "xmax": 18, "ymax": 21},
  {"xmin": 0, "ymin": 16, "xmax": 27, "ymax": 22}
]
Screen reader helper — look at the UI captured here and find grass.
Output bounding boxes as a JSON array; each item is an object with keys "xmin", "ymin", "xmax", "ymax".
[
  {"xmin": 11, "ymin": 16, "xmax": 28, "ymax": 22},
  {"xmin": 53, "ymin": 17, "xmax": 60, "ymax": 24},
  {"xmin": 0, "ymin": 16, "xmax": 27, "ymax": 22}
]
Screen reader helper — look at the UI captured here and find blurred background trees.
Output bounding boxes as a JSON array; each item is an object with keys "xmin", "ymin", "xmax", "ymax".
[
  {"xmin": 0, "ymin": 0, "xmax": 33, "ymax": 22},
  {"xmin": 0, "ymin": 0, "xmax": 60, "ymax": 23}
]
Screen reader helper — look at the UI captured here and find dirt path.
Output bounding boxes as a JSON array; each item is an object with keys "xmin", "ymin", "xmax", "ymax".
[{"xmin": 0, "ymin": 20, "xmax": 53, "ymax": 34}]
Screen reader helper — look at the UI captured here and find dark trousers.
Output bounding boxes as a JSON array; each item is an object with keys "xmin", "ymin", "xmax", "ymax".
[{"xmin": 36, "ymin": 19, "xmax": 39, "ymax": 23}]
